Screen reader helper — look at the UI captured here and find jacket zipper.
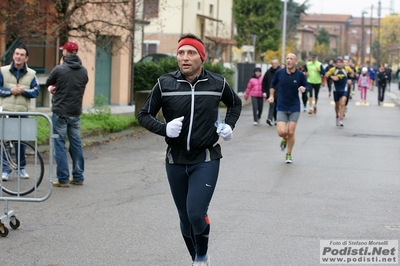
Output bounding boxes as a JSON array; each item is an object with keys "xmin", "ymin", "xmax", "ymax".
[{"xmin": 179, "ymin": 78, "xmax": 208, "ymax": 151}]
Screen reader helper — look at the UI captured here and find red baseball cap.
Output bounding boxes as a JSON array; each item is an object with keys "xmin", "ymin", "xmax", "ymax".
[{"xmin": 59, "ymin": 41, "xmax": 79, "ymax": 54}]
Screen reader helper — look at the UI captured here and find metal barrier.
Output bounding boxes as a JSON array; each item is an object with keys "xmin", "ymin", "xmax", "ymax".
[{"xmin": 0, "ymin": 111, "xmax": 55, "ymax": 237}]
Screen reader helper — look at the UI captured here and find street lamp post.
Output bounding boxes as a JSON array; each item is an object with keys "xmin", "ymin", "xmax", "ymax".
[
  {"xmin": 361, "ymin": 11, "xmax": 368, "ymax": 65},
  {"xmin": 345, "ymin": 21, "xmax": 349, "ymax": 56},
  {"xmin": 250, "ymin": 34, "xmax": 257, "ymax": 63},
  {"xmin": 377, "ymin": 0, "xmax": 381, "ymax": 67},
  {"xmin": 281, "ymin": 0, "xmax": 287, "ymax": 64},
  {"xmin": 345, "ymin": 18, "xmax": 353, "ymax": 56},
  {"xmin": 369, "ymin": 5, "xmax": 374, "ymax": 65}
]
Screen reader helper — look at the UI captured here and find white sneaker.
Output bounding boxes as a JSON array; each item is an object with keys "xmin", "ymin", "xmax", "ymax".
[
  {"xmin": 16, "ymin": 169, "xmax": 30, "ymax": 179},
  {"xmin": 2, "ymin": 172, "xmax": 11, "ymax": 181},
  {"xmin": 193, "ymin": 256, "xmax": 210, "ymax": 266}
]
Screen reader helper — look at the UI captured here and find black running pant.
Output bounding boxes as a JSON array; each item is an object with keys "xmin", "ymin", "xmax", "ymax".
[{"xmin": 165, "ymin": 160, "xmax": 220, "ymax": 259}]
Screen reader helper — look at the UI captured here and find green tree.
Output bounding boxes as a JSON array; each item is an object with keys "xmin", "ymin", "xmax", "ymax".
[
  {"xmin": 233, "ymin": 0, "xmax": 282, "ymax": 57},
  {"xmin": 312, "ymin": 42, "xmax": 334, "ymax": 62},
  {"xmin": 316, "ymin": 27, "xmax": 330, "ymax": 46},
  {"xmin": 374, "ymin": 14, "xmax": 400, "ymax": 65},
  {"xmin": 0, "ymin": 0, "xmax": 148, "ymax": 54}
]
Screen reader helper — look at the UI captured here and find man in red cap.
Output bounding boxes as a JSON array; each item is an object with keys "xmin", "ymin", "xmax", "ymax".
[
  {"xmin": 138, "ymin": 33, "xmax": 242, "ymax": 265},
  {"xmin": 59, "ymin": 41, "xmax": 79, "ymax": 54},
  {"xmin": 46, "ymin": 41, "xmax": 88, "ymax": 187}
]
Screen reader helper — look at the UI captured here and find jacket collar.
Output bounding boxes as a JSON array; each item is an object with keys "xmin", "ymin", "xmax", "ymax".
[
  {"xmin": 175, "ymin": 67, "xmax": 207, "ymax": 83},
  {"xmin": 9, "ymin": 61, "xmax": 28, "ymax": 76}
]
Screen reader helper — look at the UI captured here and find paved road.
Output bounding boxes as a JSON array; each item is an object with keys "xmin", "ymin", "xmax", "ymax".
[{"xmin": 1, "ymin": 84, "xmax": 399, "ymax": 266}]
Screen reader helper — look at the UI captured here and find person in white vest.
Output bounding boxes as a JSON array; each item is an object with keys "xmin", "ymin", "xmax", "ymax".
[{"xmin": 0, "ymin": 44, "xmax": 40, "ymax": 181}]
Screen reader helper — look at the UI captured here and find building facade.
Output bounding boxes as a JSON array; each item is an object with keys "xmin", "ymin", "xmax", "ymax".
[
  {"xmin": 142, "ymin": 0, "xmax": 235, "ymax": 64},
  {"xmin": 297, "ymin": 13, "xmax": 376, "ymax": 64},
  {"xmin": 0, "ymin": 1, "xmax": 148, "ymax": 109}
]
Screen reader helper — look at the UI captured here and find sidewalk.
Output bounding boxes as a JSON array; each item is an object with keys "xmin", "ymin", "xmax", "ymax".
[
  {"xmin": 35, "ymin": 104, "xmax": 136, "ymax": 116},
  {"xmin": 387, "ymin": 82, "xmax": 400, "ymax": 106},
  {"xmin": 36, "ymin": 104, "xmax": 140, "ymax": 153}
]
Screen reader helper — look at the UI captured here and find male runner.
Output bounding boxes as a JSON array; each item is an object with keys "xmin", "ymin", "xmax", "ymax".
[
  {"xmin": 268, "ymin": 53, "xmax": 308, "ymax": 163},
  {"xmin": 305, "ymin": 54, "xmax": 324, "ymax": 114},
  {"xmin": 325, "ymin": 57, "xmax": 354, "ymax": 127}
]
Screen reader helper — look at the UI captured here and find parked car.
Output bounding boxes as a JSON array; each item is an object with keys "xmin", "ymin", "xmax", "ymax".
[{"xmin": 138, "ymin": 53, "xmax": 174, "ymax": 63}]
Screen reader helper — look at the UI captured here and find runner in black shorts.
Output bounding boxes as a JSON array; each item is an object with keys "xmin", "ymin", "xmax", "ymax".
[{"xmin": 325, "ymin": 57, "xmax": 354, "ymax": 127}]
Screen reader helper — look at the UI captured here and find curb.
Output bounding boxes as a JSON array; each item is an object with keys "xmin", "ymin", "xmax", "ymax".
[{"xmin": 39, "ymin": 126, "xmax": 148, "ymax": 153}]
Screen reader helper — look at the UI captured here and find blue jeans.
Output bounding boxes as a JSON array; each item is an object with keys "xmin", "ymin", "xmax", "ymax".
[
  {"xmin": 52, "ymin": 113, "xmax": 84, "ymax": 184},
  {"xmin": 2, "ymin": 142, "xmax": 26, "ymax": 173},
  {"xmin": 2, "ymin": 116, "xmax": 27, "ymax": 173}
]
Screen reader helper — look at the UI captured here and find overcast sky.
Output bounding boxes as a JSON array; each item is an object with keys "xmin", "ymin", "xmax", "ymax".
[{"xmin": 293, "ymin": 0, "xmax": 398, "ymax": 18}]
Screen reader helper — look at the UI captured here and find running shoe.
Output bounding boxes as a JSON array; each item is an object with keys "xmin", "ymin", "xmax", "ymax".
[
  {"xmin": 266, "ymin": 119, "xmax": 273, "ymax": 126},
  {"xmin": 280, "ymin": 139, "xmax": 287, "ymax": 151},
  {"xmin": 253, "ymin": 122, "xmax": 258, "ymax": 126},
  {"xmin": 303, "ymin": 105, "xmax": 307, "ymax": 112},
  {"xmin": 339, "ymin": 120, "xmax": 344, "ymax": 127},
  {"xmin": 336, "ymin": 117, "xmax": 340, "ymax": 126},
  {"xmin": 308, "ymin": 108, "xmax": 313, "ymax": 114},
  {"xmin": 285, "ymin": 154, "xmax": 293, "ymax": 164},
  {"xmin": 2, "ymin": 171, "xmax": 10, "ymax": 181},
  {"xmin": 313, "ymin": 106, "xmax": 317, "ymax": 114},
  {"xmin": 193, "ymin": 256, "xmax": 210, "ymax": 266}
]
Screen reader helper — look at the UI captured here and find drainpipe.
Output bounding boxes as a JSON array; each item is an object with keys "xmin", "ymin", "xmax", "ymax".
[
  {"xmin": 129, "ymin": 0, "xmax": 136, "ymax": 106},
  {"xmin": 181, "ymin": 0, "xmax": 184, "ymax": 34}
]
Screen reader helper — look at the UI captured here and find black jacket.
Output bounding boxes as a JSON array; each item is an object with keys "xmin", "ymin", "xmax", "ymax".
[
  {"xmin": 262, "ymin": 66, "xmax": 279, "ymax": 98},
  {"xmin": 46, "ymin": 55, "xmax": 88, "ymax": 116},
  {"xmin": 377, "ymin": 69, "xmax": 388, "ymax": 85},
  {"xmin": 138, "ymin": 68, "xmax": 242, "ymax": 164}
]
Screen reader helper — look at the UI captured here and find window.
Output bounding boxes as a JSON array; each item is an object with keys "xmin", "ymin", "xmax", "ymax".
[
  {"xmin": 350, "ymin": 44, "xmax": 357, "ymax": 54},
  {"xmin": 209, "ymin": 4, "xmax": 214, "ymax": 15},
  {"xmin": 142, "ymin": 42, "xmax": 159, "ymax": 57},
  {"xmin": 144, "ymin": 0, "xmax": 159, "ymax": 19},
  {"xmin": 198, "ymin": 2, "xmax": 201, "ymax": 10}
]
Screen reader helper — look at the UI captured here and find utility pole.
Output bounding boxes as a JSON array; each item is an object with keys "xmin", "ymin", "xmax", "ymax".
[
  {"xmin": 129, "ymin": 0, "xmax": 136, "ymax": 105},
  {"xmin": 361, "ymin": 11, "xmax": 367, "ymax": 65},
  {"xmin": 281, "ymin": 0, "xmax": 287, "ymax": 64},
  {"xmin": 369, "ymin": 5, "xmax": 373, "ymax": 65},
  {"xmin": 377, "ymin": 0, "xmax": 381, "ymax": 68}
]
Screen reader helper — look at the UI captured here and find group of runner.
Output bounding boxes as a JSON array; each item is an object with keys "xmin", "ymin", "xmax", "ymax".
[{"xmin": 245, "ymin": 52, "xmax": 393, "ymax": 164}]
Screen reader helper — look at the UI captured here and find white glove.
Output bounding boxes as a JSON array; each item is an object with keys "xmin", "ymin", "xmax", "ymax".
[
  {"xmin": 166, "ymin": 116, "xmax": 184, "ymax": 138},
  {"xmin": 218, "ymin": 124, "xmax": 233, "ymax": 141}
]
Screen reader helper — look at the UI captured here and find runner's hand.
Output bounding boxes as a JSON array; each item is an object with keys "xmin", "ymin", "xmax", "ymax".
[{"xmin": 166, "ymin": 116, "xmax": 184, "ymax": 138}]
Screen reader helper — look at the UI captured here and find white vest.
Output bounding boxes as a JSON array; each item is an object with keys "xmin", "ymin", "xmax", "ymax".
[{"xmin": 0, "ymin": 65, "xmax": 36, "ymax": 112}]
